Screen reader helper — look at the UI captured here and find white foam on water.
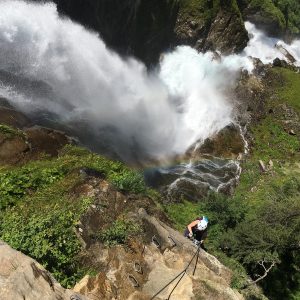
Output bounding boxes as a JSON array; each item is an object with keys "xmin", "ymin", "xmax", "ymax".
[
  {"xmin": 0, "ymin": 1, "xmax": 299, "ymax": 162},
  {"xmin": 244, "ymin": 21, "xmax": 300, "ymax": 66}
]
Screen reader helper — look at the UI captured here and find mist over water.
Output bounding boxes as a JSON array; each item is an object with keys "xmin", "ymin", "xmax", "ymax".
[
  {"xmin": 0, "ymin": 1, "xmax": 299, "ymax": 164},
  {"xmin": 244, "ymin": 22, "xmax": 300, "ymax": 65},
  {"xmin": 0, "ymin": 0, "xmax": 237, "ymax": 163}
]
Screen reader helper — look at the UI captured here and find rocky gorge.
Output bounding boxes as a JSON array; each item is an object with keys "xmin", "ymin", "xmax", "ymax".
[{"xmin": 0, "ymin": 0, "xmax": 300, "ymax": 300}]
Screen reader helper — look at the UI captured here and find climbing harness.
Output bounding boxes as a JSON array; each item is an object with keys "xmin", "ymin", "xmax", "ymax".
[{"xmin": 150, "ymin": 244, "xmax": 201, "ymax": 300}]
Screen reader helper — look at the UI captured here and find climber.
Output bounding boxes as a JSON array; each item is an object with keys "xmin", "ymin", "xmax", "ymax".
[{"xmin": 184, "ymin": 216, "xmax": 208, "ymax": 246}]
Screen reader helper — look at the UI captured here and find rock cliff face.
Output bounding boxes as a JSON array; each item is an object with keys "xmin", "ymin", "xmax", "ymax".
[
  {"xmin": 34, "ymin": 0, "xmax": 249, "ymax": 64},
  {"xmin": 0, "ymin": 101, "xmax": 73, "ymax": 164},
  {"xmin": 0, "ymin": 166, "xmax": 244, "ymax": 300},
  {"xmin": 63, "ymin": 174, "xmax": 244, "ymax": 300},
  {"xmin": 238, "ymin": 0, "xmax": 286, "ymax": 37},
  {"xmin": 47, "ymin": 0, "xmax": 179, "ymax": 65},
  {"xmin": 174, "ymin": 1, "xmax": 248, "ymax": 54},
  {"xmin": 0, "ymin": 241, "xmax": 87, "ymax": 300}
]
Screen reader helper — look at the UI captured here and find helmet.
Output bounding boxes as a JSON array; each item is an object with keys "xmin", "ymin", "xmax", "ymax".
[{"xmin": 197, "ymin": 216, "xmax": 208, "ymax": 230}]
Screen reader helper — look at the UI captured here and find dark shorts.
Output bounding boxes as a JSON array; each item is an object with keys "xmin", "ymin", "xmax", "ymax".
[{"xmin": 183, "ymin": 227, "xmax": 206, "ymax": 242}]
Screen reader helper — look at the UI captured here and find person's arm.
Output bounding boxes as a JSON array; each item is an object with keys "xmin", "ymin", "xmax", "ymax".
[{"xmin": 187, "ymin": 220, "xmax": 199, "ymax": 236}]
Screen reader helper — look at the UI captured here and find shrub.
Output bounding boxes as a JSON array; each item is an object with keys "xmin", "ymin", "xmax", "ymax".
[
  {"xmin": 96, "ymin": 219, "xmax": 141, "ymax": 246},
  {"xmin": 0, "ymin": 124, "xmax": 25, "ymax": 138},
  {"xmin": 108, "ymin": 169, "xmax": 146, "ymax": 194},
  {"xmin": 0, "ymin": 165, "xmax": 65, "ymax": 209},
  {"xmin": 0, "ymin": 208, "xmax": 82, "ymax": 287}
]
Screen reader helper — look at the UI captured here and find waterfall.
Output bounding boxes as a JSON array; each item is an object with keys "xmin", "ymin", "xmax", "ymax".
[
  {"xmin": 0, "ymin": 1, "xmax": 299, "ymax": 164},
  {"xmin": 0, "ymin": 0, "xmax": 238, "ymax": 162}
]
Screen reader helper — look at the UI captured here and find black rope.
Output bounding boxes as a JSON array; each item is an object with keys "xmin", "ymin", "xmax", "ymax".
[
  {"xmin": 150, "ymin": 244, "xmax": 201, "ymax": 300},
  {"xmin": 167, "ymin": 271, "xmax": 186, "ymax": 300},
  {"xmin": 193, "ymin": 245, "xmax": 200, "ymax": 276},
  {"xmin": 150, "ymin": 270, "xmax": 186, "ymax": 300}
]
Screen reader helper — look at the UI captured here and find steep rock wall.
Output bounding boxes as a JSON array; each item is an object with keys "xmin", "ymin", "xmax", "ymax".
[
  {"xmin": 32, "ymin": 0, "xmax": 249, "ymax": 64},
  {"xmin": 0, "ymin": 241, "xmax": 87, "ymax": 300}
]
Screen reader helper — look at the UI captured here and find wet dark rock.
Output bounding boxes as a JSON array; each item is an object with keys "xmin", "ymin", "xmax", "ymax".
[
  {"xmin": 0, "ymin": 105, "xmax": 31, "ymax": 128},
  {"xmin": 166, "ymin": 178, "xmax": 210, "ymax": 202},
  {"xmin": 241, "ymin": 3, "xmax": 285, "ymax": 37},
  {"xmin": 202, "ymin": 9, "xmax": 249, "ymax": 54},
  {"xmin": 235, "ymin": 72, "xmax": 266, "ymax": 123},
  {"xmin": 251, "ymin": 57, "xmax": 266, "ymax": 76},
  {"xmin": 174, "ymin": 6, "xmax": 248, "ymax": 55},
  {"xmin": 24, "ymin": 126, "xmax": 73, "ymax": 157},
  {"xmin": 273, "ymin": 57, "xmax": 288, "ymax": 68},
  {"xmin": 0, "ymin": 133, "xmax": 29, "ymax": 164},
  {"xmin": 50, "ymin": 0, "xmax": 179, "ymax": 66},
  {"xmin": 31, "ymin": 0, "xmax": 250, "ymax": 65},
  {"xmin": 275, "ymin": 43, "xmax": 296, "ymax": 64},
  {"xmin": 186, "ymin": 123, "xmax": 245, "ymax": 160},
  {"xmin": 79, "ymin": 168, "xmax": 105, "ymax": 179}
]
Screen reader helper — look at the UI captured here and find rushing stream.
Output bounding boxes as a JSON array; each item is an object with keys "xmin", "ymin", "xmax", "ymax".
[{"xmin": 0, "ymin": 0, "xmax": 300, "ymax": 197}]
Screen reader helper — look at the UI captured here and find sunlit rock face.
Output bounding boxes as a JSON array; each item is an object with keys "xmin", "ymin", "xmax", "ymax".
[{"xmin": 0, "ymin": 241, "xmax": 87, "ymax": 300}]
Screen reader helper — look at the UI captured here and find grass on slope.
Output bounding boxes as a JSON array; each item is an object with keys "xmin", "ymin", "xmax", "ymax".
[
  {"xmin": 276, "ymin": 67, "xmax": 300, "ymax": 111},
  {"xmin": 0, "ymin": 142, "xmax": 149, "ymax": 287},
  {"xmin": 164, "ymin": 67, "xmax": 300, "ymax": 298}
]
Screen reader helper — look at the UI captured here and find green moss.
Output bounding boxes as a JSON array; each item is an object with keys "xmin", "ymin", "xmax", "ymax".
[
  {"xmin": 251, "ymin": 116, "xmax": 300, "ymax": 161},
  {"xmin": 178, "ymin": 0, "xmax": 221, "ymax": 24},
  {"xmin": 274, "ymin": 0, "xmax": 300, "ymax": 34},
  {"xmin": 0, "ymin": 144, "xmax": 153, "ymax": 287},
  {"xmin": 275, "ymin": 68, "xmax": 300, "ymax": 111},
  {"xmin": 60, "ymin": 145, "xmax": 148, "ymax": 194},
  {"xmin": 95, "ymin": 218, "xmax": 141, "ymax": 246},
  {"xmin": 164, "ymin": 200, "xmax": 200, "ymax": 231},
  {"xmin": 0, "ymin": 172, "xmax": 90, "ymax": 287},
  {"xmin": 0, "ymin": 124, "xmax": 25, "ymax": 139},
  {"xmin": 240, "ymin": 0, "xmax": 300, "ymax": 34},
  {"xmin": 233, "ymin": 67, "xmax": 300, "ymax": 205},
  {"xmin": 248, "ymin": 0, "xmax": 285, "ymax": 28}
]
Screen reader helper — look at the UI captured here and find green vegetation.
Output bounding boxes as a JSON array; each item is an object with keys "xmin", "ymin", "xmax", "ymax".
[
  {"xmin": 164, "ymin": 194, "xmax": 250, "ymax": 290},
  {"xmin": 95, "ymin": 219, "xmax": 141, "ymax": 246},
  {"xmin": 239, "ymin": 0, "xmax": 300, "ymax": 34},
  {"xmin": 178, "ymin": 0, "xmax": 241, "ymax": 24},
  {"xmin": 274, "ymin": 0, "xmax": 300, "ymax": 34},
  {"xmin": 0, "ymin": 144, "xmax": 149, "ymax": 287},
  {"xmin": 0, "ymin": 164, "xmax": 66, "ymax": 209},
  {"xmin": 178, "ymin": 0, "xmax": 219, "ymax": 23},
  {"xmin": 249, "ymin": 0, "xmax": 285, "ymax": 28},
  {"xmin": 252, "ymin": 117, "xmax": 300, "ymax": 161},
  {"xmin": 0, "ymin": 124, "xmax": 25, "ymax": 138},
  {"xmin": 0, "ymin": 171, "xmax": 88, "ymax": 287},
  {"xmin": 164, "ymin": 67, "xmax": 300, "ymax": 298},
  {"xmin": 276, "ymin": 68, "xmax": 300, "ymax": 110}
]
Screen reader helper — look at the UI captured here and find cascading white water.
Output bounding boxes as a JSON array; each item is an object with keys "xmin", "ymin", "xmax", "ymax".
[
  {"xmin": 0, "ymin": 0, "xmax": 243, "ymax": 162},
  {"xmin": 0, "ymin": 1, "xmax": 299, "ymax": 164},
  {"xmin": 244, "ymin": 22, "xmax": 300, "ymax": 65}
]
